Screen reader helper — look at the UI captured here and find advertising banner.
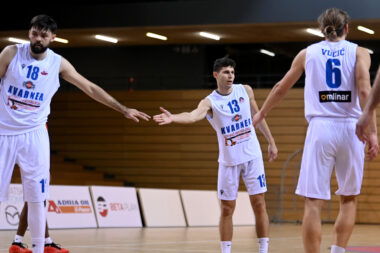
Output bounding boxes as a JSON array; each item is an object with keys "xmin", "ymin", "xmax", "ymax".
[
  {"xmin": 47, "ymin": 185, "xmax": 97, "ymax": 228},
  {"xmin": 90, "ymin": 186, "xmax": 142, "ymax": 227},
  {"xmin": 0, "ymin": 184, "xmax": 24, "ymax": 230}
]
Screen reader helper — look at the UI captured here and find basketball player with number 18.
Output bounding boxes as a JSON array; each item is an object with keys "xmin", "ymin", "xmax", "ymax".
[{"xmin": 0, "ymin": 15, "xmax": 150, "ymax": 253}]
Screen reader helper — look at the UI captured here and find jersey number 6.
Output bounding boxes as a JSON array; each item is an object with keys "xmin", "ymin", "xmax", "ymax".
[{"xmin": 326, "ymin": 59, "xmax": 341, "ymax": 88}]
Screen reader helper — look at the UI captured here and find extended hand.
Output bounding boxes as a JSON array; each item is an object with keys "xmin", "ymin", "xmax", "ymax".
[
  {"xmin": 153, "ymin": 107, "xmax": 173, "ymax": 125},
  {"xmin": 268, "ymin": 143, "xmax": 278, "ymax": 162},
  {"xmin": 366, "ymin": 132, "xmax": 379, "ymax": 160},
  {"xmin": 123, "ymin": 108, "xmax": 150, "ymax": 122},
  {"xmin": 356, "ymin": 111, "xmax": 372, "ymax": 143}
]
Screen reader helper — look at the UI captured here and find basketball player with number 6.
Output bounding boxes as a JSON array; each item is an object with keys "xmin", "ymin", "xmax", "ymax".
[{"xmin": 252, "ymin": 8, "xmax": 378, "ymax": 253}]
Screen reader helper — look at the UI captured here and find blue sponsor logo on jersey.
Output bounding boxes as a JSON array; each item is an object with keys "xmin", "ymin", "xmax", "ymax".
[
  {"xmin": 221, "ymin": 118, "xmax": 251, "ymax": 135},
  {"xmin": 8, "ymin": 85, "xmax": 44, "ymax": 101}
]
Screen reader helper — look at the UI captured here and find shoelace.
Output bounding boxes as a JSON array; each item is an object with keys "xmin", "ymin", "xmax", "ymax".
[
  {"xmin": 12, "ymin": 242, "xmax": 30, "ymax": 249},
  {"xmin": 45, "ymin": 242, "xmax": 62, "ymax": 249}
]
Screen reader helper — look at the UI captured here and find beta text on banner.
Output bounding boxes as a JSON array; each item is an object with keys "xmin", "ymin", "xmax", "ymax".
[
  {"xmin": 90, "ymin": 186, "xmax": 142, "ymax": 227},
  {"xmin": 0, "ymin": 184, "xmax": 24, "ymax": 230},
  {"xmin": 46, "ymin": 185, "xmax": 97, "ymax": 229}
]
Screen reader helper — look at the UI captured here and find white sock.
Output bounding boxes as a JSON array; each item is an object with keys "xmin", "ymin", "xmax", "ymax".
[
  {"xmin": 28, "ymin": 202, "xmax": 46, "ymax": 253},
  {"xmin": 45, "ymin": 237, "xmax": 53, "ymax": 244},
  {"xmin": 14, "ymin": 235, "xmax": 23, "ymax": 243},
  {"xmin": 258, "ymin": 237, "xmax": 269, "ymax": 253},
  {"xmin": 221, "ymin": 241, "xmax": 232, "ymax": 253},
  {"xmin": 331, "ymin": 245, "xmax": 345, "ymax": 253}
]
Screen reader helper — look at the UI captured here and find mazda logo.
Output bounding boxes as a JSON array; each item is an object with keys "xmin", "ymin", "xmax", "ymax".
[{"xmin": 5, "ymin": 205, "xmax": 20, "ymax": 226}]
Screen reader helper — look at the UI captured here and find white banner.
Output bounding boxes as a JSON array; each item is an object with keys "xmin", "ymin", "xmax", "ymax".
[
  {"xmin": 90, "ymin": 186, "xmax": 142, "ymax": 227},
  {"xmin": 46, "ymin": 185, "xmax": 97, "ymax": 229},
  {"xmin": 180, "ymin": 190, "xmax": 220, "ymax": 226},
  {"xmin": 233, "ymin": 192, "xmax": 255, "ymax": 226},
  {"xmin": 0, "ymin": 184, "xmax": 25, "ymax": 230},
  {"xmin": 138, "ymin": 188, "xmax": 186, "ymax": 227}
]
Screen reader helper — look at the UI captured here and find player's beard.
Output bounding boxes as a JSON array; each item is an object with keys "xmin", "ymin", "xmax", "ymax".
[{"xmin": 30, "ymin": 42, "xmax": 48, "ymax": 54}]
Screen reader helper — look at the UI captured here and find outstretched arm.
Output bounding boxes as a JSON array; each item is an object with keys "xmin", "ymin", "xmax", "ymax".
[
  {"xmin": 244, "ymin": 85, "xmax": 278, "ymax": 162},
  {"xmin": 153, "ymin": 98, "xmax": 212, "ymax": 125},
  {"xmin": 252, "ymin": 49, "xmax": 306, "ymax": 126},
  {"xmin": 355, "ymin": 47, "xmax": 378, "ymax": 160},
  {"xmin": 59, "ymin": 57, "xmax": 150, "ymax": 122}
]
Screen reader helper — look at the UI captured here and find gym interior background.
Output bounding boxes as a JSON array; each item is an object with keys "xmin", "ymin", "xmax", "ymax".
[{"xmin": 3, "ymin": 0, "xmax": 380, "ymax": 225}]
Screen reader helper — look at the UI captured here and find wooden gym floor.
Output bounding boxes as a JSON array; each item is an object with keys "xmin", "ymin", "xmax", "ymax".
[{"xmin": 1, "ymin": 223, "xmax": 380, "ymax": 253}]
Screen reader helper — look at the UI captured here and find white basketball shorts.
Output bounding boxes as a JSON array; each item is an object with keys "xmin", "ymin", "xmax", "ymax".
[
  {"xmin": 296, "ymin": 117, "xmax": 365, "ymax": 200},
  {"xmin": 218, "ymin": 156, "xmax": 267, "ymax": 200},
  {"xmin": 0, "ymin": 126, "xmax": 50, "ymax": 202}
]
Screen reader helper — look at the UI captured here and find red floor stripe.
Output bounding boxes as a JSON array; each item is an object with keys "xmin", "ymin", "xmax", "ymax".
[{"xmin": 347, "ymin": 246, "xmax": 380, "ymax": 253}]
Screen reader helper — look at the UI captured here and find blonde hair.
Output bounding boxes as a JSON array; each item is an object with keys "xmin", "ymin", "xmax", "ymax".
[{"xmin": 318, "ymin": 8, "xmax": 350, "ymax": 41}]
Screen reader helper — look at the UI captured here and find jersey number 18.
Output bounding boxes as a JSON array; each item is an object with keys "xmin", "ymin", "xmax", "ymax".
[{"xmin": 26, "ymin": 65, "xmax": 40, "ymax": 81}]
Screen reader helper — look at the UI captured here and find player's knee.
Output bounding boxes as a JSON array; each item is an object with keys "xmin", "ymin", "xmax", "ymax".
[
  {"xmin": 251, "ymin": 196, "xmax": 266, "ymax": 212},
  {"xmin": 220, "ymin": 201, "xmax": 235, "ymax": 217},
  {"xmin": 340, "ymin": 195, "xmax": 357, "ymax": 204},
  {"xmin": 304, "ymin": 198, "xmax": 324, "ymax": 217}
]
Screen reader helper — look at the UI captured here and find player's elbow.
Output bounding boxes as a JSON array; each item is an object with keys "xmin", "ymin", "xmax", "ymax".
[
  {"xmin": 358, "ymin": 86, "xmax": 370, "ymax": 100},
  {"xmin": 188, "ymin": 116, "xmax": 199, "ymax": 124},
  {"xmin": 273, "ymin": 82, "xmax": 287, "ymax": 97},
  {"xmin": 187, "ymin": 111, "xmax": 205, "ymax": 124}
]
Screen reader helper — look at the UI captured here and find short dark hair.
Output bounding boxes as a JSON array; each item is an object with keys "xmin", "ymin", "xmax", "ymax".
[
  {"xmin": 30, "ymin": 14, "xmax": 57, "ymax": 33},
  {"xmin": 213, "ymin": 57, "xmax": 236, "ymax": 72}
]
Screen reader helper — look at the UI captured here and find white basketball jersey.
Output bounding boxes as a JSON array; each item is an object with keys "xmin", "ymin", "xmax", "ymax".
[
  {"xmin": 304, "ymin": 40, "xmax": 361, "ymax": 122},
  {"xmin": 0, "ymin": 43, "xmax": 61, "ymax": 134},
  {"xmin": 206, "ymin": 84, "xmax": 262, "ymax": 166}
]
